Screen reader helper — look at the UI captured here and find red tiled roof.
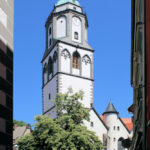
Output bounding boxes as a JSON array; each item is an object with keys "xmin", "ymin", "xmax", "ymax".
[
  {"xmin": 100, "ymin": 116, "xmax": 133, "ymax": 131},
  {"xmin": 121, "ymin": 118, "xmax": 133, "ymax": 131}
]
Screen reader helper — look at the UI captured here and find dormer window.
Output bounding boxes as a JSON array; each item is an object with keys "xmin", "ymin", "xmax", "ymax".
[{"xmin": 74, "ymin": 32, "xmax": 78, "ymax": 40}]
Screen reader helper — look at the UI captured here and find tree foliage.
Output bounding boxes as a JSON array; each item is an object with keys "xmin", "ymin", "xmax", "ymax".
[
  {"xmin": 13, "ymin": 120, "xmax": 26, "ymax": 127},
  {"xmin": 17, "ymin": 90, "xmax": 104, "ymax": 150}
]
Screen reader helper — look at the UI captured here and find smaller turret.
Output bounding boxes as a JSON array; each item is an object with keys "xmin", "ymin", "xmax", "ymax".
[
  {"xmin": 103, "ymin": 101, "xmax": 118, "ymax": 115},
  {"xmin": 103, "ymin": 101, "xmax": 119, "ymax": 150}
]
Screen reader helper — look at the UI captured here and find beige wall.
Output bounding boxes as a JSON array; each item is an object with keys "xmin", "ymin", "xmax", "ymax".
[{"xmin": 0, "ymin": 0, "xmax": 14, "ymax": 51}]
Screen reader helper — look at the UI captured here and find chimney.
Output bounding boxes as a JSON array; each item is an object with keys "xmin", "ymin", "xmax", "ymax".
[{"xmin": 14, "ymin": 124, "xmax": 17, "ymax": 130}]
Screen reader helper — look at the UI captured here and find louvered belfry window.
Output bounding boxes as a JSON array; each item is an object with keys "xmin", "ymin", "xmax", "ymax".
[
  {"xmin": 73, "ymin": 56, "xmax": 78, "ymax": 68},
  {"xmin": 73, "ymin": 51, "xmax": 80, "ymax": 69}
]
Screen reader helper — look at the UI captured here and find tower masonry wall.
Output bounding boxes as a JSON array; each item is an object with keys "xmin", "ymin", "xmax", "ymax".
[
  {"xmin": 59, "ymin": 74, "xmax": 93, "ymax": 108},
  {"xmin": 43, "ymin": 45, "xmax": 58, "ymax": 84},
  {"xmin": 59, "ymin": 43, "xmax": 93, "ymax": 79},
  {"xmin": 54, "ymin": 3, "xmax": 82, "ymax": 13},
  {"xmin": 42, "ymin": 45, "xmax": 58, "ymax": 114},
  {"xmin": 43, "ymin": 75, "xmax": 58, "ymax": 113}
]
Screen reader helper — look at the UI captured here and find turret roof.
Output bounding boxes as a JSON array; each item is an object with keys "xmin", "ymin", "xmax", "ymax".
[
  {"xmin": 103, "ymin": 101, "xmax": 118, "ymax": 115},
  {"xmin": 55, "ymin": 0, "xmax": 80, "ymax": 7}
]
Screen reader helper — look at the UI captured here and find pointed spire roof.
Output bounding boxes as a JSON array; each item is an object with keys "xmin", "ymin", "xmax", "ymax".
[
  {"xmin": 103, "ymin": 101, "xmax": 118, "ymax": 115},
  {"xmin": 55, "ymin": 0, "xmax": 80, "ymax": 7}
]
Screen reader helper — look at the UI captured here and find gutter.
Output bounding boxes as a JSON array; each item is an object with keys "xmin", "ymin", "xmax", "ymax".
[{"xmin": 143, "ymin": 0, "xmax": 146, "ymax": 149}]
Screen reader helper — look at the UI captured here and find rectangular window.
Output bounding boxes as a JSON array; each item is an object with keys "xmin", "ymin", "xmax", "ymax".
[
  {"xmin": 0, "ymin": 8, "xmax": 7, "ymax": 28},
  {"xmin": 49, "ymin": 94, "xmax": 51, "ymax": 100},
  {"xmin": 91, "ymin": 122, "xmax": 94, "ymax": 127},
  {"xmin": 73, "ymin": 7, "xmax": 76, "ymax": 10},
  {"xmin": 74, "ymin": 32, "xmax": 78, "ymax": 40}
]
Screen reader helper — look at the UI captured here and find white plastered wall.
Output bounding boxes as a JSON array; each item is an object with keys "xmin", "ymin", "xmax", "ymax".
[
  {"xmin": 43, "ymin": 76, "xmax": 58, "ymax": 113},
  {"xmin": 84, "ymin": 109, "xmax": 108, "ymax": 143},
  {"xmin": 56, "ymin": 16, "xmax": 67, "ymax": 38},
  {"xmin": 72, "ymin": 17, "xmax": 81, "ymax": 43},
  {"xmin": 59, "ymin": 74, "xmax": 93, "ymax": 108}
]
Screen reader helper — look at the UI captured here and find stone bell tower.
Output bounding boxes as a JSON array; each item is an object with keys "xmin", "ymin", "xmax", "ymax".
[
  {"xmin": 42, "ymin": 0, "xmax": 94, "ymax": 117},
  {"xmin": 41, "ymin": 0, "xmax": 109, "ymax": 145}
]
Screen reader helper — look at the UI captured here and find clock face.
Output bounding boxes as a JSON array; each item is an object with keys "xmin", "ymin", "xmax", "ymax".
[{"xmin": 73, "ymin": 17, "xmax": 81, "ymax": 26}]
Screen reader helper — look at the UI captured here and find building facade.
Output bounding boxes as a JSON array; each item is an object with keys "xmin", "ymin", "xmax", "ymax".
[
  {"xmin": 130, "ymin": 0, "xmax": 150, "ymax": 149},
  {"xmin": 13, "ymin": 124, "xmax": 31, "ymax": 150},
  {"xmin": 42, "ymin": 0, "xmax": 132, "ymax": 149},
  {"xmin": 0, "ymin": 0, "xmax": 14, "ymax": 149}
]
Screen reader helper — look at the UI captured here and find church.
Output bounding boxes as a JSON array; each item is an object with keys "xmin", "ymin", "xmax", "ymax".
[{"xmin": 41, "ymin": 0, "xmax": 133, "ymax": 149}]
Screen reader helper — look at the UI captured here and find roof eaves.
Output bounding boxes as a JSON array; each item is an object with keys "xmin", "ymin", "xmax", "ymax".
[
  {"xmin": 119, "ymin": 117, "xmax": 132, "ymax": 134},
  {"xmin": 92, "ymin": 107, "xmax": 109, "ymax": 130}
]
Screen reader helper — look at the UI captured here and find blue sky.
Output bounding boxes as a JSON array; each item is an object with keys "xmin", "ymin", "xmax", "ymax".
[{"xmin": 14, "ymin": 0, "xmax": 132, "ymax": 125}]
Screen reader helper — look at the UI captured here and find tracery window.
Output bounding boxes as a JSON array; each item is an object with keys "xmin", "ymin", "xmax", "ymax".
[
  {"xmin": 82, "ymin": 55, "xmax": 91, "ymax": 65},
  {"xmin": 61, "ymin": 49, "xmax": 70, "ymax": 59}
]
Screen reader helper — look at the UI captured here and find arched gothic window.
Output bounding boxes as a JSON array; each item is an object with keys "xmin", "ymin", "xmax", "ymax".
[
  {"xmin": 43, "ymin": 63, "xmax": 47, "ymax": 73},
  {"xmin": 43, "ymin": 63, "xmax": 47, "ymax": 85},
  {"xmin": 57, "ymin": 16, "xmax": 67, "ymax": 38},
  {"xmin": 82, "ymin": 55, "xmax": 91, "ymax": 65},
  {"xmin": 73, "ymin": 51, "xmax": 80, "ymax": 69},
  {"xmin": 48, "ymin": 57, "xmax": 53, "ymax": 75},
  {"xmin": 49, "ymin": 27, "xmax": 51, "ymax": 35},
  {"xmin": 61, "ymin": 49, "xmax": 70, "ymax": 59},
  {"xmin": 53, "ymin": 51, "xmax": 58, "ymax": 63}
]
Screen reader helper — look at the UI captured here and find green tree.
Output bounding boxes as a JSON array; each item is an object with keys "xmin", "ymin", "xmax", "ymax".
[
  {"xmin": 17, "ymin": 90, "xmax": 104, "ymax": 150},
  {"xmin": 13, "ymin": 120, "xmax": 26, "ymax": 127}
]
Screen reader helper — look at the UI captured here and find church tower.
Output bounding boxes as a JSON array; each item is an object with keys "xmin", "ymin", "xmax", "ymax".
[{"xmin": 42, "ymin": 0, "xmax": 94, "ymax": 117}]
